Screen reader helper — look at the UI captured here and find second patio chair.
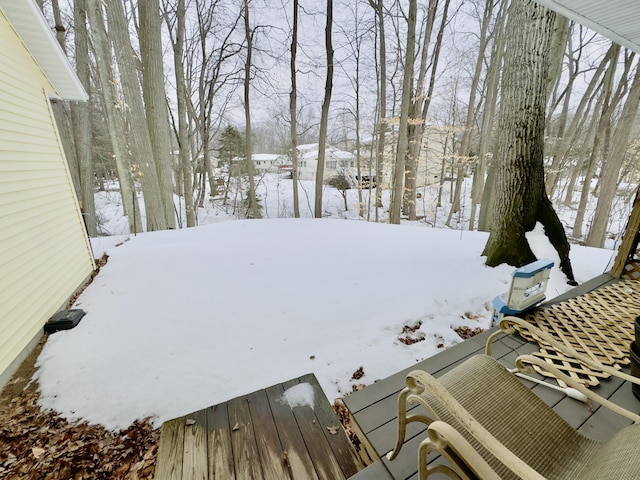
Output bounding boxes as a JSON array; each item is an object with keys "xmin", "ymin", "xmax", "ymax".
[{"xmin": 386, "ymin": 317, "xmax": 640, "ymax": 479}]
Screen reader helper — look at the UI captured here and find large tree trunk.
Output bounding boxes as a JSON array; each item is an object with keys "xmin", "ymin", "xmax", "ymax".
[
  {"xmin": 314, "ymin": 0, "xmax": 334, "ymax": 218},
  {"xmin": 72, "ymin": 0, "xmax": 97, "ymax": 236},
  {"xmin": 389, "ymin": 0, "xmax": 416, "ymax": 224},
  {"xmin": 482, "ymin": 0, "xmax": 576, "ymax": 284},
  {"xmin": 86, "ymin": 1, "xmax": 140, "ymax": 233},
  {"xmin": 139, "ymin": 0, "xmax": 176, "ymax": 228}
]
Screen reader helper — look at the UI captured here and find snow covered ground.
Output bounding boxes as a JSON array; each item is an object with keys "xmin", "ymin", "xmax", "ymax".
[{"xmin": 34, "ymin": 175, "xmax": 616, "ymax": 431}]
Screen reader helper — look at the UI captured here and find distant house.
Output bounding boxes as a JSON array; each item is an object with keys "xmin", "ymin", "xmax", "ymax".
[
  {"xmin": 0, "ymin": 1, "xmax": 94, "ymax": 386},
  {"xmin": 252, "ymin": 153, "xmax": 286, "ymax": 174},
  {"xmin": 295, "ymin": 143, "xmax": 356, "ymax": 181}
]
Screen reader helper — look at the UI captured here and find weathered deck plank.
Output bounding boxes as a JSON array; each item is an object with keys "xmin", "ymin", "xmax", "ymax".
[
  {"xmin": 155, "ymin": 416, "xmax": 185, "ymax": 480},
  {"xmin": 265, "ymin": 383, "xmax": 320, "ymax": 480},
  {"xmin": 182, "ymin": 409, "xmax": 208, "ymax": 480},
  {"xmin": 155, "ymin": 373, "xmax": 361, "ymax": 480},
  {"xmin": 206, "ymin": 404, "xmax": 235, "ymax": 479},
  {"xmin": 246, "ymin": 389, "xmax": 291, "ymax": 479},
  {"xmin": 227, "ymin": 395, "xmax": 268, "ymax": 479}
]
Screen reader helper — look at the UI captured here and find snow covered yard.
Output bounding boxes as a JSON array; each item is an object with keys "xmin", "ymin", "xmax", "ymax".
[{"xmin": 34, "ymin": 218, "xmax": 613, "ymax": 431}]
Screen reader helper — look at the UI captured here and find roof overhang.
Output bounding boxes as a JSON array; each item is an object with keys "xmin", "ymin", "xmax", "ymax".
[
  {"xmin": 534, "ymin": 0, "xmax": 640, "ymax": 53},
  {"xmin": 0, "ymin": 0, "xmax": 87, "ymax": 101}
]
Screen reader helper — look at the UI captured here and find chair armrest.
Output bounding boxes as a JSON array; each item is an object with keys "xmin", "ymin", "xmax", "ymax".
[{"xmin": 407, "ymin": 369, "xmax": 547, "ymax": 480}]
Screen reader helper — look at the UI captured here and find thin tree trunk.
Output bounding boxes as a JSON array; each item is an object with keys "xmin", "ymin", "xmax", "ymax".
[
  {"xmin": 72, "ymin": 0, "xmax": 97, "ymax": 236},
  {"xmin": 290, "ymin": 0, "xmax": 300, "ymax": 218},
  {"xmin": 173, "ymin": 0, "xmax": 196, "ymax": 226},
  {"xmin": 314, "ymin": 0, "xmax": 334, "ymax": 218},
  {"xmin": 389, "ymin": 0, "xmax": 417, "ymax": 224},
  {"xmin": 243, "ymin": 0, "xmax": 260, "ymax": 219},
  {"xmin": 368, "ymin": 0, "xmax": 387, "ymax": 218}
]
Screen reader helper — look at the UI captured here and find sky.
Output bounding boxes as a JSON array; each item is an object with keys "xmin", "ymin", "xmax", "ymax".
[{"xmin": 32, "ymin": 176, "xmax": 614, "ymax": 431}]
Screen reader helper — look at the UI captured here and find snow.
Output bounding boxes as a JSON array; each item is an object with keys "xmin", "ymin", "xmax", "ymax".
[
  {"xmin": 34, "ymin": 215, "xmax": 612, "ymax": 431},
  {"xmin": 282, "ymin": 383, "xmax": 315, "ymax": 409}
]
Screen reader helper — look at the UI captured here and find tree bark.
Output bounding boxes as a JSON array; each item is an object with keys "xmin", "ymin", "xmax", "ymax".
[{"xmin": 482, "ymin": 0, "xmax": 576, "ymax": 283}]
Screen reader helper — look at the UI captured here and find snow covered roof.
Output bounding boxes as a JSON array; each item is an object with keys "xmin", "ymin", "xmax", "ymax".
[
  {"xmin": 534, "ymin": 0, "xmax": 640, "ymax": 53},
  {"xmin": 333, "ymin": 150, "xmax": 355, "ymax": 160},
  {"xmin": 253, "ymin": 154, "xmax": 281, "ymax": 161},
  {"xmin": 0, "ymin": 0, "xmax": 87, "ymax": 101}
]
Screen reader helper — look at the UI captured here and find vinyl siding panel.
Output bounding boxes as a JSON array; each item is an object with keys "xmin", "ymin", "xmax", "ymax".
[{"xmin": 0, "ymin": 11, "xmax": 94, "ymax": 378}]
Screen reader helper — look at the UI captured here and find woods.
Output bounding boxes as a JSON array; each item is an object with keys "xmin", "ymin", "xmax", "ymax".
[{"xmin": 44, "ymin": 0, "xmax": 640, "ymax": 269}]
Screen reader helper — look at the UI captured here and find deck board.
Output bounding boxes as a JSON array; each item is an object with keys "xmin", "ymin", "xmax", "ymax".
[{"xmin": 155, "ymin": 373, "xmax": 362, "ymax": 479}]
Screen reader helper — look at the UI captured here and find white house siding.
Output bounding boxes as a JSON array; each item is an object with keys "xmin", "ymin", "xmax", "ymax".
[{"xmin": 0, "ymin": 11, "xmax": 94, "ymax": 379}]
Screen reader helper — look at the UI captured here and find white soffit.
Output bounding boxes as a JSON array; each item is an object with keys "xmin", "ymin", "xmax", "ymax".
[
  {"xmin": 534, "ymin": 0, "xmax": 640, "ymax": 54},
  {"xmin": 0, "ymin": 0, "xmax": 87, "ymax": 101}
]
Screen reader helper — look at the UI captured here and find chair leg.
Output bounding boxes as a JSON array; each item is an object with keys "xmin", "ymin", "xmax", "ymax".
[{"xmin": 386, "ymin": 387, "xmax": 410, "ymax": 460}]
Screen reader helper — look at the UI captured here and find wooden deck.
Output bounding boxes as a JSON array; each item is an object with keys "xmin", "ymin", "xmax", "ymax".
[
  {"xmin": 154, "ymin": 373, "xmax": 364, "ymax": 479},
  {"xmin": 344, "ymin": 275, "xmax": 640, "ymax": 479}
]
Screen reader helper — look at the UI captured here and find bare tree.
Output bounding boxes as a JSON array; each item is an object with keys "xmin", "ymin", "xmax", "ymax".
[
  {"xmin": 290, "ymin": 0, "xmax": 300, "ymax": 218},
  {"xmin": 389, "ymin": 0, "xmax": 417, "ymax": 224},
  {"xmin": 243, "ymin": 0, "xmax": 261, "ymax": 219},
  {"xmin": 314, "ymin": 0, "xmax": 334, "ymax": 218}
]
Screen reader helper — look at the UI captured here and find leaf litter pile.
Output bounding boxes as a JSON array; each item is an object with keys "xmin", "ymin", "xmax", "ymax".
[{"xmin": 0, "ymin": 336, "xmax": 159, "ymax": 480}]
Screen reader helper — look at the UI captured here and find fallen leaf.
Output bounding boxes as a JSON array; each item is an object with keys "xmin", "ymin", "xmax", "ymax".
[
  {"xmin": 32, "ymin": 447, "xmax": 45, "ymax": 459},
  {"xmin": 185, "ymin": 418, "xmax": 196, "ymax": 426},
  {"xmin": 327, "ymin": 426, "xmax": 339, "ymax": 435},
  {"xmin": 309, "ymin": 355, "xmax": 315, "ymax": 360}
]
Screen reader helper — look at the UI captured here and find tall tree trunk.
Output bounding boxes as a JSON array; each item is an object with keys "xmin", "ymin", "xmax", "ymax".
[
  {"xmin": 72, "ymin": 0, "xmax": 97, "ymax": 236},
  {"xmin": 368, "ymin": 0, "xmax": 387, "ymax": 219},
  {"xmin": 403, "ymin": 0, "xmax": 440, "ymax": 221},
  {"xmin": 314, "ymin": 0, "xmax": 334, "ymax": 218},
  {"xmin": 86, "ymin": 1, "xmax": 140, "ymax": 233},
  {"xmin": 243, "ymin": 0, "xmax": 260, "ymax": 219},
  {"xmin": 389, "ymin": 0, "xmax": 417, "ymax": 224},
  {"xmin": 173, "ymin": 0, "xmax": 196, "ymax": 226},
  {"xmin": 586, "ymin": 62, "xmax": 640, "ymax": 247},
  {"xmin": 139, "ymin": 0, "xmax": 176, "ymax": 228},
  {"xmin": 476, "ymin": 0, "xmax": 508, "ymax": 231},
  {"xmin": 290, "ymin": 0, "xmax": 300, "ymax": 218},
  {"xmin": 482, "ymin": 0, "xmax": 576, "ymax": 283},
  {"xmin": 105, "ymin": 0, "xmax": 167, "ymax": 231}
]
